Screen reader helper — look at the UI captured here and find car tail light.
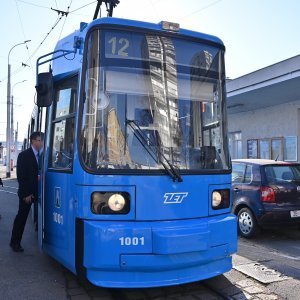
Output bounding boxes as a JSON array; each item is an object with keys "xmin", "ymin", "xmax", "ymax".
[{"xmin": 261, "ymin": 186, "xmax": 275, "ymax": 203}]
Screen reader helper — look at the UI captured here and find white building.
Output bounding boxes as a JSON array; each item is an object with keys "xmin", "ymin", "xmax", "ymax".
[{"xmin": 227, "ymin": 54, "xmax": 300, "ymax": 162}]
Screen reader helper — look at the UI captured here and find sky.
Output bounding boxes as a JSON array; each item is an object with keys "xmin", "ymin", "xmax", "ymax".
[{"xmin": 1, "ymin": 0, "xmax": 300, "ymax": 142}]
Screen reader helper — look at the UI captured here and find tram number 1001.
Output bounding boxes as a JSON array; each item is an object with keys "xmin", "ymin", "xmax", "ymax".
[
  {"xmin": 53, "ymin": 212, "xmax": 64, "ymax": 225},
  {"xmin": 119, "ymin": 236, "xmax": 145, "ymax": 246}
]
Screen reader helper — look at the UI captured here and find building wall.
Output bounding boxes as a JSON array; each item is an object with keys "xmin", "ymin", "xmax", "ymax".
[{"xmin": 228, "ymin": 99, "xmax": 300, "ymax": 161}]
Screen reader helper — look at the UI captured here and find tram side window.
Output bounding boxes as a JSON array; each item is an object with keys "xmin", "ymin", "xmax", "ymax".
[{"xmin": 49, "ymin": 76, "xmax": 77, "ymax": 170}]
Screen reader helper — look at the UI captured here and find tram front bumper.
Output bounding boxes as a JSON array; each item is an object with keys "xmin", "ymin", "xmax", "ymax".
[{"xmin": 80, "ymin": 214, "xmax": 237, "ymax": 287}]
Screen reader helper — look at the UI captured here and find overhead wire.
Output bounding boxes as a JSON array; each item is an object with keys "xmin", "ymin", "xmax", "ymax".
[
  {"xmin": 14, "ymin": 0, "xmax": 34, "ymax": 78},
  {"xmin": 36, "ymin": 15, "xmax": 64, "ymax": 52},
  {"xmin": 58, "ymin": 0, "xmax": 73, "ymax": 41},
  {"xmin": 180, "ymin": 0, "xmax": 223, "ymax": 20},
  {"xmin": 16, "ymin": 0, "xmax": 51, "ymax": 10},
  {"xmin": 0, "ymin": 14, "xmax": 64, "ymax": 82},
  {"xmin": 4, "ymin": 0, "xmax": 75, "ymax": 82},
  {"xmin": 146, "ymin": 0, "xmax": 224, "ymax": 23},
  {"xmin": 0, "ymin": 1, "xmax": 34, "ymax": 82},
  {"xmin": 16, "ymin": 0, "xmax": 95, "ymax": 16},
  {"xmin": 70, "ymin": 1, "xmax": 97, "ymax": 14},
  {"xmin": 28, "ymin": 1, "xmax": 74, "ymax": 68},
  {"xmin": 148, "ymin": 0, "xmax": 160, "ymax": 18}
]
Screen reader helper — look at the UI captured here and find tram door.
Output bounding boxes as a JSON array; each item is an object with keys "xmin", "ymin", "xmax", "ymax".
[
  {"xmin": 42, "ymin": 75, "xmax": 78, "ymax": 267},
  {"xmin": 38, "ymin": 140, "xmax": 44, "ymax": 250}
]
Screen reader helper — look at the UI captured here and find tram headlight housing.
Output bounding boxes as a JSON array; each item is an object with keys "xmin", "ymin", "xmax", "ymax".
[
  {"xmin": 212, "ymin": 189, "xmax": 230, "ymax": 210},
  {"xmin": 108, "ymin": 194, "xmax": 125, "ymax": 211},
  {"xmin": 91, "ymin": 192, "xmax": 130, "ymax": 215}
]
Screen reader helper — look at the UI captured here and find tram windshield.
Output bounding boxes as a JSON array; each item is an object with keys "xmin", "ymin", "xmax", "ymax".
[{"xmin": 80, "ymin": 29, "xmax": 230, "ymax": 172}]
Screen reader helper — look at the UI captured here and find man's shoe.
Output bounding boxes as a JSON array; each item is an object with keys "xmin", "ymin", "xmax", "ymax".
[{"xmin": 10, "ymin": 243, "xmax": 24, "ymax": 252}]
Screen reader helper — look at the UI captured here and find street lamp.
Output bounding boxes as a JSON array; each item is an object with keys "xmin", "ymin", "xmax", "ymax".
[
  {"xmin": 6, "ymin": 40, "xmax": 31, "ymax": 177},
  {"xmin": 11, "ymin": 80, "xmax": 27, "ymax": 167}
]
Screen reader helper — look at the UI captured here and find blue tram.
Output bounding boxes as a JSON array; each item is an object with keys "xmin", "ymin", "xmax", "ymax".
[{"xmin": 34, "ymin": 6, "xmax": 237, "ymax": 288}]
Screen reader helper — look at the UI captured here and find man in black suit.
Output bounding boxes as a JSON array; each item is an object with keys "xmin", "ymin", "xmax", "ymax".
[{"xmin": 10, "ymin": 132, "xmax": 42, "ymax": 252}]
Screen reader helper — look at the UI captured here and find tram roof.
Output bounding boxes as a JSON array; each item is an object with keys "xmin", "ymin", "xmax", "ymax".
[{"xmin": 86, "ymin": 17, "xmax": 225, "ymax": 46}]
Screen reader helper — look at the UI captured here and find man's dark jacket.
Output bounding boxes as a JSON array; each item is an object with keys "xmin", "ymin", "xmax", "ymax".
[{"xmin": 17, "ymin": 147, "xmax": 38, "ymax": 201}]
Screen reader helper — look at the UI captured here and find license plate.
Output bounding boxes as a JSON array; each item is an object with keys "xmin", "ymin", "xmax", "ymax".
[{"xmin": 290, "ymin": 210, "xmax": 300, "ymax": 218}]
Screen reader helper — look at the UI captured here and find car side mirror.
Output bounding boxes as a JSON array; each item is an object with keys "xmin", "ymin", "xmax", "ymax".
[{"xmin": 35, "ymin": 72, "xmax": 53, "ymax": 107}]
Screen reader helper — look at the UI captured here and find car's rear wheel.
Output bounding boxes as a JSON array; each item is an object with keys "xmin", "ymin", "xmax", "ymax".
[{"xmin": 237, "ymin": 207, "xmax": 260, "ymax": 238}]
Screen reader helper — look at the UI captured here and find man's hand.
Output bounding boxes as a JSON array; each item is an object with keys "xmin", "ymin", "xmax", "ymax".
[{"xmin": 23, "ymin": 194, "xmax": 34, "ymax": 204}]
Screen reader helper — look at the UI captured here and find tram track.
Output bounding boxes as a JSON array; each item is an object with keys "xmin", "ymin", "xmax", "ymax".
[
  {"xmin": 76, "ymin": 278, "xmax": 226, "ymax": 300},
  {"xmin": 63, "ymin": 263, "xmax": 286, "ymax": 300},
  {"xmin": 61, "ymin": 245, "xmax": 291, "ymax": 300},
  {"xmin": 202, "ymin": 282, "xmax": 229, "ymax": 300},
  {"xmin": 105, "ymin": 281, "xmax": 226, "ymax": 300},
  {"xmin": 108, "ymin": 288, "xmax": 132, "ymax": 300}
]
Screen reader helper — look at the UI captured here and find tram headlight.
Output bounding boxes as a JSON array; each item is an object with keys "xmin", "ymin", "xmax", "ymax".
[
  {"xmin": 91, "ymin": 192, "xmax": 130, "ymax": 214},
  {"xmin": 212, "ymin": 191, "xmax": 222, "ymax": 207},
  {"xmin": 212, "ymin": 189, "xmax": 230, "ymax": 210},
  {"xmin": 108, "ymin": 194, "xmax": 125, "ymax": 211}
]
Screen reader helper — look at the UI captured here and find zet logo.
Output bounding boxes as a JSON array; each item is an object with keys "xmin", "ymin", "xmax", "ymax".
[{"xmin": 163, "ymin": 192, "xmax": 188, "ymax": 204}]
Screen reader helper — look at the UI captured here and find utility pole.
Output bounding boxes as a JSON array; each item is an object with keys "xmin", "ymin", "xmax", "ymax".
[
  {"xmin": 6, "ymin": 62, "xmax": 11, "ymax": 177},
  {"xmin": 15, "ymin": 122, "xmax": 18, "ymax": 160},
  {"xmin": 6, "ymin": 40, "xmax": 30, "ymax": 177},
  {"xmin": 11, "ymin": 80, "xmax": 27, "ymax": 167}
]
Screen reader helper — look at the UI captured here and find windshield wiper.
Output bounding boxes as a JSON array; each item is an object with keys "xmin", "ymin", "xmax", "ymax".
[{"xmin": 126, "ymin": 119, "xmax": 183, "ymax": 182}]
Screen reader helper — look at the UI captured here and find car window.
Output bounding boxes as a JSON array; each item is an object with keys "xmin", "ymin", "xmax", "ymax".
[
  {"xmin": 232, "ymin": 163, "xmax": 246, "ymax": 183},
  {"xmin": 264, "ymin": 165, "xmax": 300, "ymax": 183},
  {"xmin": 252, "ymin": 165, "xmax": 261, "ymax": 182},
  {"xmin": 244, "ymin": 165, "xmax": 253, "ymax": 183}
]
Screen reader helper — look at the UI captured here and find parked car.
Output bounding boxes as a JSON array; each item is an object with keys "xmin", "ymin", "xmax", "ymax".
[{"xmin": 232, "ymin": 159, "xmax": 300, "ymax": 238}]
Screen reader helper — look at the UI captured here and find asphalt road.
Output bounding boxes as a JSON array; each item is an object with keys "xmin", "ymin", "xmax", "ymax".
[
  {"xmin": 237, "ymin": 227, "xmax": 300, "ymax": 300},
  {"xmin": 238, "ymin": 227, "xmax": 300, "ymax": 280}
]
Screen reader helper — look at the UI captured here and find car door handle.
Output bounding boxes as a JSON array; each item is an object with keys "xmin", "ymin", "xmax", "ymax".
[{"xmin": 233, "ymin": 187, "xmax": 240, "ymax": 192}]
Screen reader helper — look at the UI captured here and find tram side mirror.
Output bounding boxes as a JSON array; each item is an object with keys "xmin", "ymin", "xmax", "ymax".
[{"xmin": 35, "ymin": 72, "xmax": 54, "ymax": 107}]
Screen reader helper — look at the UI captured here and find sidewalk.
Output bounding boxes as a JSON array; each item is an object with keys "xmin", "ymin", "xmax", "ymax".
[
  {"xmin": 0, "ymin": 176, "xmax": 68, "ymax": 299},
  {"xmin": 0, "ymin": 164, "xmax": 16, "ymax": 180}
]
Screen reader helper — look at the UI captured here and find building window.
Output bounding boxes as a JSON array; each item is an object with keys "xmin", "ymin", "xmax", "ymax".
[
  {"xmin": 284, "ymin": 136, "xmax": 297, "ymax": 161},
  {"xmin": 229, "ymin": 132, "xmax": 242, "ymax": 159},
  {"xmin": 271, "ymin": 138, "xmax": 283, "ymax": 160},
  {"xmin": 259, "ymin": 139, "xmax": 270, "ymax": 159},
  {"xmin": 247, "ymin": 137, "xmax": 295, "ymax": 162},
  {"xmin": 247, "ymin": 139, "xmax": 258, "ymax": 158}
]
